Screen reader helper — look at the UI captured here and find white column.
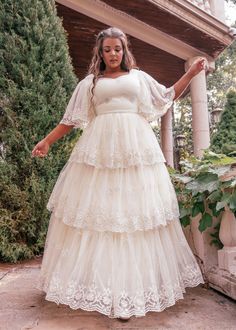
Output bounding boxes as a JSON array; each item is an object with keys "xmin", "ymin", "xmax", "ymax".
[
  {"xmin": 161, "ymin": 107, "xmax": 174, "ymax": 167},
  {"xmin": 185, "ymin": 57, "xmax": 210, "ymax": 158},
  {"xmin": 208, "ymin": 0, "xmax": 226, "ymax": 23}
]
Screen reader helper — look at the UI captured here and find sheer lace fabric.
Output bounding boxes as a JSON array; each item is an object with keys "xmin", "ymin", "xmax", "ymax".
[
  {"xmin": 68, "ymin": 112, "xmax": 166, "ymax": 168},
  {"xmin": 47, "ymin": 162, "xmax": 180, "ymax": 232},
  {"xmin": 39, "ymin": 70, "xmax": 204, "ymax": 318},
  {"xmin": 38, "ymin": 217, "xmax": 204, "ymax": 318}
]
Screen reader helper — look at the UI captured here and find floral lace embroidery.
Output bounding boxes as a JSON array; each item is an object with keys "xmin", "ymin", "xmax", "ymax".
[
  {"xmin": 46, "ymin": 205, "xmax": 180, "ymax": 232},
  {"xmin": 138, "ymin": 85, "xmax": 175, "ymax": 123},
  {"xmin": 68, "ymin": 146, "xmax": 166, "ymax": 168},
  {"xmin": 59, "ymin": 75, "xmax": 95, "ymax": 130},
  {"xmin": 60, "ymin": 117, "xmax": 89, "ymax": 129},
  {"xmin": 37, "ymin": 264, "xmax": 204, "ymax": 318},
  {"xmin": 136, "ymin": 70, "xmax": 175, "ymax": 122}
]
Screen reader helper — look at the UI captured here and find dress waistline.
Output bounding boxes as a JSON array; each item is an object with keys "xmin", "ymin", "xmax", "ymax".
[{"xmin": 96, "ymin": 108, "xmax": 138, "ymax": 115}]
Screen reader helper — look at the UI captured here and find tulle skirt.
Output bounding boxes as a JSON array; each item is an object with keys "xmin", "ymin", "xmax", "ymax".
[
  {"xmin": 38, "ymin": 216, "xmax": 204, "ymax": 318},
  {"xmin": 37, "ymin": 113, "xmax": 204, "ymax": 318}
]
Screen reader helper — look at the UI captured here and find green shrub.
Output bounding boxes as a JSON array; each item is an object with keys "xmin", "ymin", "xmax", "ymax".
[
  {"xmin": 170, "ymin": 150, "xmax": 236, "ymax": 249},
  {"xmin": 211, "ymin": 90, "xmax": 236, "ymax": 154},
  {"xmin": 0, "ymin": 0, "xmax": 79, "ymax": 262}
]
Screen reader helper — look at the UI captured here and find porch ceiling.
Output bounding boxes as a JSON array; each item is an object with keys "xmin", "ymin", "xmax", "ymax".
[
  {"xmin": 57, "ymin": 3, "xmax": 185, "ymax": 87},
  {"xmin": 101, "ymin": 0, "xmax": 232, "ymax": 58},
  {"xmin": 56, "ymin": 0, "xmax": 233, "ymax": 90}
]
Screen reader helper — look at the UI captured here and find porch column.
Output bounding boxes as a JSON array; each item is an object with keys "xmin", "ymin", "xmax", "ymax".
[
  {"xmin": 161, "ymin": 107, "xmax": 174, "ymax": 167},
  {"xmin": 208, "ymin": 0, "xmax": 226, "ymax": 23},
  {"xmin": 185, "ymin": 57, "xmax": 210, "ymax": 158}
]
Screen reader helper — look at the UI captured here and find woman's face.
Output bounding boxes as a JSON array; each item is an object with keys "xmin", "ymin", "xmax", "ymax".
[{"xmin": 101, "ymin": 37, "xmax": 124, "ymax": 71}]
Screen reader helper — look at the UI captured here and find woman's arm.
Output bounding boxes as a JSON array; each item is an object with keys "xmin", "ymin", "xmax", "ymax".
[
  {"xmin": 31, "ymin": 123, "xmax": 74, "ymax": 158},
  {"xmin": 44, "ymin": 123, "xmax": 74, "ymax": 146},
  {"xmin": 173, "ymin": 57, "xmax": 208, "ymax": 101}
]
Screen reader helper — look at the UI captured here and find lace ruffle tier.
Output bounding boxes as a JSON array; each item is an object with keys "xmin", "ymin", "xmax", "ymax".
[
  {"xmin": 47, "ymin": 161, "xmax": 179, "ymax": 232},
  {"xmin": 67, "ymin": 112, "xmax": 166, "ymax": 168},
  {"xmin": 38, "ymin": 217, "xmax": 204, "ymax": 318}
]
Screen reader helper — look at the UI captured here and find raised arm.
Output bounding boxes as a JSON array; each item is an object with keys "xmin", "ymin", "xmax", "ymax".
[
  {"xmin": 173, "ymin": 57, "xmax": 209, "ymax": 101},
  {"xmin": 31, "ymin": 123, "xmax": 74, "ymax": 158}
]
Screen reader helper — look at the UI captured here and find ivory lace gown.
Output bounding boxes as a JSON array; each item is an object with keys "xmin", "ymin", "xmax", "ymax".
[{"xmin": 38, "ymin": 69, "xmax": 204, "ymax": 318}]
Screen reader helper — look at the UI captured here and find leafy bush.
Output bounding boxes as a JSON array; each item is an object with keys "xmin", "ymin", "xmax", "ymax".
[{"xmin": 170, "ymin": 151, "xmax": 236, "ymax": 248}]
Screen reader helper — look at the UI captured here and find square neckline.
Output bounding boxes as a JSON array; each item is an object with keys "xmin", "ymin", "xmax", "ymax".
[{"xmin": 98, "ymin": 69, "xmax": 133, "ymax": 80}]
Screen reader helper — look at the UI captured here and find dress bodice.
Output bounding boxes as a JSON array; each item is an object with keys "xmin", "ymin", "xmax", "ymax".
[
  {"xmin": 93, "ymin": 70, "xmax": 140, "ymax": 116},
  {"xmin": 59, "ymin": 68, "xmax": 175, "ymax": 129}
]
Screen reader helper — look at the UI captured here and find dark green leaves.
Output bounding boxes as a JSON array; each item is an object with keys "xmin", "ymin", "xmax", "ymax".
[
  {"xmin": 170, "ymin": 151, "xmax": 236, "ymax": 250},
  {"xmin": 180, "ymin": 216, "xmax": 191, "ymax": 227},
  {"xmin": 186, "ymin": 172, "xmax": 219, "ymax": 194},
  {"xmin": 191, "ymin": 202, "xmax": 205, "ymax": 217},
  {"xmin": 198, "ymin": 213, "xmax": 213, "ymax": 232}
]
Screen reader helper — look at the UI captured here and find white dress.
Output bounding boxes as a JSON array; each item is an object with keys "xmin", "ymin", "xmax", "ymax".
[{"xmin": 38, "ymin": 69, "xmax": 204, "ymax": 318}]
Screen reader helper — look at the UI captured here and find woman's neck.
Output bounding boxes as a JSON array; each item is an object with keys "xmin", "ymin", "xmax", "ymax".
[{"xmin": 102, "ymin": 68, "xmax": 127, "ymax": 77}]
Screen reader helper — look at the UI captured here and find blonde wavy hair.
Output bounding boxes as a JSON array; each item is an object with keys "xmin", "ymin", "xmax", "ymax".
[{"xmin": 88, "ymin": 27, "xmax": 137, "ymax": 102}]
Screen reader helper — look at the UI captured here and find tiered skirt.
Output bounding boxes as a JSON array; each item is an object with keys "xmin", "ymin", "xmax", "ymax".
[{"xmin": 38, "ymin": 113, "xmax": 204, "ymax": 318}]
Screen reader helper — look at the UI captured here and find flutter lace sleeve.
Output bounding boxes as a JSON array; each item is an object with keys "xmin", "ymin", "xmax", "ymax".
[
  {"xmin": 137, "ymin": 70, "xmax": 175, "ymax": 122},
  {"xmin": 59, "ymin": 74, "xmax": 95, "ymax": 129}
]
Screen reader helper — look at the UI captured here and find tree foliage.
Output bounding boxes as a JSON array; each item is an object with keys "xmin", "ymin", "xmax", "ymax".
[
  {"xmin": 171, "ymin": 150, "xmax": 236, "ymax": 248},
  {"xmin": 211, "ymin": 89, "xmax": 236, "ymax": 154},
  {"xmin": 0, "ymin": 0, "xmax": 78, "ymax": 262},
  {"xmin": 207, "ymin": 40, "xmax": 236, "ymax": 113}
]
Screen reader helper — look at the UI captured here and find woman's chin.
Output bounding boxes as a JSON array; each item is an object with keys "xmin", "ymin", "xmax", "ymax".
[{"xmin": 106, "ymin": 63, "xmax": 121, "ymax": 70}]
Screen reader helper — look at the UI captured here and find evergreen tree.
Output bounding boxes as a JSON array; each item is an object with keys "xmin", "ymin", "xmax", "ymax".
[
  {"xmin": 211, "ymin": 89, "xmax": 236, "ymax": 154},
  {"xmin": 0, "ymin": 0, "xmax": 78, "ymax": 262}
]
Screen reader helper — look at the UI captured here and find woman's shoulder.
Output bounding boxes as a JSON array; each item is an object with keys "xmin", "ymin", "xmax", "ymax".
[
  {"xmin": 75, "ymin": 74, "xmax": 94, "ymax": 89},
  {"xmin": 130, "ymin": 68, "xmax": 153, "ymax": 80},
  {"xmin": 81, "ymin": 73, "xmax": 94, "ymax": 83}
]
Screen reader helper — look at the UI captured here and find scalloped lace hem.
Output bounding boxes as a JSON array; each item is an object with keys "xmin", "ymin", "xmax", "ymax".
[
  {"xmin": 46, "ymin": 208, "xmax": 180, "ymax": 233},
  {"xmin": 60, "ymin": 118, "xmax": 89, "ymax": 129},
  {"xmin": 68, "ymin": 148, "xmax": 166, "ymax": 169},
  {"xmin": 37, "ymin": 269, "xmax": 204, "ymax": 318}
]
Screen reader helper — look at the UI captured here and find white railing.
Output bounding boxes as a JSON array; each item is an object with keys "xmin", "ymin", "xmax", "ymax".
[
  {"xmin": 187, "ymin": 0, "xmax": 211, "ymax": 14},
  {"xmin": 187, "ymin": 0, "xmax": 227, "ymax": 23}
]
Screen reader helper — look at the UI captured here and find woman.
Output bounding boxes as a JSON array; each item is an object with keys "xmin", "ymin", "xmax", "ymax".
[{"xmin": 32, "ymin": 27, "xmax": 206, "ymax": 319}]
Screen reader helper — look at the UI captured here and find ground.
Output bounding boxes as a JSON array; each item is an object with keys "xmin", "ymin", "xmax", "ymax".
[{"xmin": 0, "ymin": 257, "xmax": 235, "ymax": 330}]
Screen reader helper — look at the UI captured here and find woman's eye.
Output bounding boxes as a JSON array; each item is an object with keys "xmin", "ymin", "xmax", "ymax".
[{"xmin": 104, "ymin": 48, "xmax": 121, "ymax": 53}]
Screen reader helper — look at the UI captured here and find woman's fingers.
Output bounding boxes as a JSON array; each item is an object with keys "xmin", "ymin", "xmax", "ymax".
[
  {"xmin": 31, "ymin": 147, "xmax": 47, "ymax": 157},
  {"xmin": 198, "ymin": 58, "xmax": 209, "ymax": 71},
  {"xmin": 32, "ymin": 140, "xmax": 49, "ymax": 158},
  {"xmin": 192, "ymin": 58, "xmax": 208, "ymax": 74},
  {"xmin": 33, "ymin": 151, "xmax": 46, "ymax": 157}
]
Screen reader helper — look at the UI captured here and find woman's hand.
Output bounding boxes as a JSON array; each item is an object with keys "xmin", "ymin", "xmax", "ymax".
[
  {"xmin": 31, "ymin": 139, "xmax": 50, "ymax": 158},
  {"xmin": 31, "ymin": 124, "xmax": 73, "ymax": 158},
  {"xmin": 173, "ymin": 57, "xmax": 209, "ymax": 100},
  {"xmin": 187, "ymin": 57, "xmax": 209, "ymax": 78}
]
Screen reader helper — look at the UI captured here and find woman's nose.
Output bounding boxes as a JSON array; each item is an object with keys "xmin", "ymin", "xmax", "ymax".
[{"xmin": 110, "ymin": 49, "xmax": 116, "ymax": 55}]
